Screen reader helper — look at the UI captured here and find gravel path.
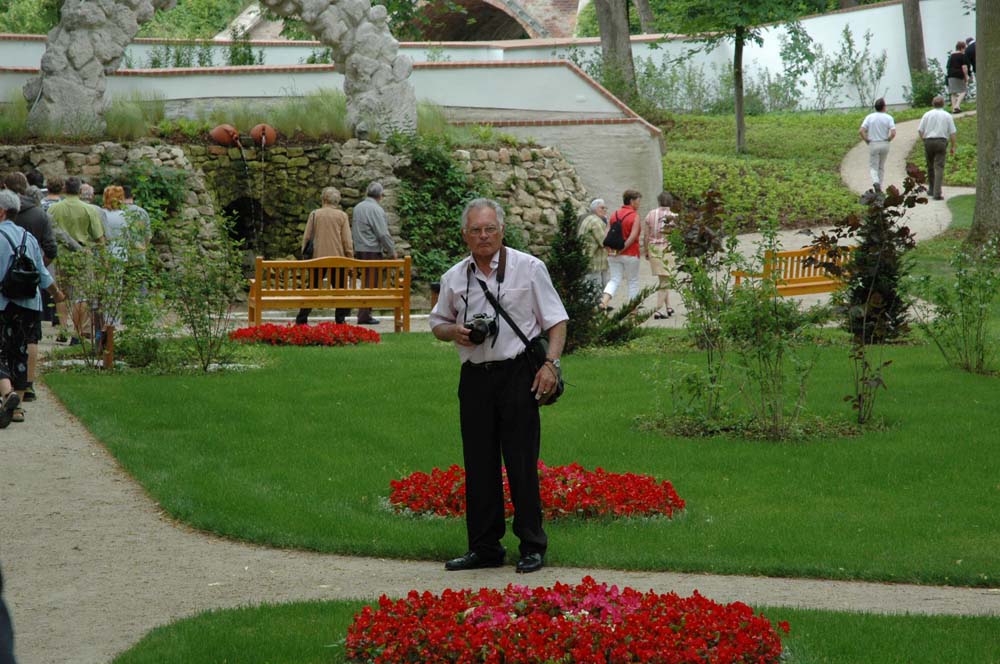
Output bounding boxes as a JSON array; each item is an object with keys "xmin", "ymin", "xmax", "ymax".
[{"xmin": 1, "ymin": 120, "xmax": 993, "ymax": 664}]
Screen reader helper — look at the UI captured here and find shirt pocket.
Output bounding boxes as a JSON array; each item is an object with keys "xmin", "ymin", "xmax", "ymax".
[{"xmin": 498, "ymin": 288, "xmax": 533, "ymax": 328}]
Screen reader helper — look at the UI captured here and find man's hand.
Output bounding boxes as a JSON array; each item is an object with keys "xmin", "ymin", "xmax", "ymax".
[
  {"xmin": 50, "ymin": 287, "xmax": 66, "ymax": 303},
  {"xmin": 451, "ymin": 323, "xmax": 474, "ymax": 347},
  {"xmin": 531, "ymin": 362, "xmax": 560, "ymax": 404}
]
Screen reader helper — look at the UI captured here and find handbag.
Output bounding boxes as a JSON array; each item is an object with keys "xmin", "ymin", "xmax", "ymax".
[
  {"xmin": 0, "ymin": 227, "xmax": 40, "ymax": 299},
  {"xmin": 476, "ymin": 268, "xmax": 564, "ymax": 406},
  {"xmin": 301, "ymin": 211, "xmax": 315, "ymax": 259}
]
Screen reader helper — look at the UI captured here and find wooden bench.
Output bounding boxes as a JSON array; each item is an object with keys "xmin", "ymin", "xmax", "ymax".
[
  {"xmin": 733, "ymin": 246, "xmax": 854, "ymax": 296},
  {"xmin": 248, "ymin": 256, "xmax": 412, "ymax": 331}
]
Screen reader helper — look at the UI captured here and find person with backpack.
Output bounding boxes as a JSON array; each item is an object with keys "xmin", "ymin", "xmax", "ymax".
[
  {"xmin": 599, "ymin": 189, "xmax": 643, "ymax": 311},
  {"xmin": 0, "ymin": 190, "xmax": 65, "ymax": 427}
]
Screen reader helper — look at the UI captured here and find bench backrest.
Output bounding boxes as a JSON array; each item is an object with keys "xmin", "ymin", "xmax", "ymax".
[
  {"xmin": 764, "ymin": 246, "xmax": 853, "ymax": 284},
  {"xmin": 253, "ymin": 256, "xmax": 411, "ymax": 295}
]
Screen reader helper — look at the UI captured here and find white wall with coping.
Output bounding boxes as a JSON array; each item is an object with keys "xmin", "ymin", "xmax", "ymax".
[
  {"xmin": 0, "ymin": 0, "xmax": 975, "ymax": 108},
  {"xmin": 3, "ymin": 63, "xmax": 625, "ymax": 117}
]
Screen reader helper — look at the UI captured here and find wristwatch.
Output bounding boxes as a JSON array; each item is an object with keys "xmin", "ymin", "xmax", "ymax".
[{"xmin": 545, "ymin": 357, "xmax": 561, "ymax": 369}]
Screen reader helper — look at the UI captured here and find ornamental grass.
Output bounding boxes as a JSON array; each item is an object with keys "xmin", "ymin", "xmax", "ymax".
[
  {"xmin": 346, "ymin": 576, "xmax": 788, "ymax": 664},
  {"xmin": 229, "ymin": 322, "xmax": 380, "ymax": 347},
  {"xmin": 389, "ymin": 462, "xmax": 685, "ymax": 520}
]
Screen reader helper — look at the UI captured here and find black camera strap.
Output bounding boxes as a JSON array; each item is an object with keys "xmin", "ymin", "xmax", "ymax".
[{"xmin": 476, "ymin": 277, "xmax": 531, "ymax": 352}]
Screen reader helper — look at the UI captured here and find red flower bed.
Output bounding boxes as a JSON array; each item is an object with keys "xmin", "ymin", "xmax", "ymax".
[
  {"xmin": 346, "ymin": 576, "xmax": 789, "ymax": 663},
  {"xmin": 229, "ymin": 322, "xmax": 380, "ymax": 346},
  {"xmin": 389, "ymin": 462, "xmax": 685, "ymax": 520}
]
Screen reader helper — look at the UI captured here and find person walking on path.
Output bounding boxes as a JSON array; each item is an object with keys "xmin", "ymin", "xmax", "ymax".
[
  {"xmin": 918, "ymin": 97, "xmax": 958, "ymax": 201},
  {"xmin": 577, "ymin": 198, "xmax": 609, "ymax": 289},
  {"xmin": 0, "ymin": 565, "xmax": 15, "ymax": 664},
  {"xmin": 296, "ymin": 187, "xmax": 353, "ymax": 326},
  {"xmin": 599, "ymin": 189, "xmax": 642, "ymax": 311},
  {"xmin": 947, "ymin": 40, "xmax": 970, "ymax": 113},
  {"xmin": 642, "ymin": 192, "xmax": 678, "ymax": 319},
  {"xmin": 430, "ymin": 198, "xmax": 567, "ymax": 575},
  {"xmin": 859, "ymin": 98, "xmax": 896, "ymax": 192},
  {"xmin": 351, "ymin": 182, "xmax": 396, "ymax": 325}
]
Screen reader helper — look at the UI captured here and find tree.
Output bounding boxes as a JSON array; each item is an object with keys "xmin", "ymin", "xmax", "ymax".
[
  {"xmin": 548, "ymin": 200, "xmax": 602, "ymax": 352},
  {"xmin": 666, "ymin": 0, "xmax": 824, "ymax": 153},
  {"xmin": 633, "ymin": 0, "xmax": 656, "ymax": 33},
  {"xmin": 593, "ymin": 0, "xmax": 639, "ymax": 103},
  {"xmin": 968, "ymin": 3, "xmax": 999, "ymax": 246},
  {"xmin": 902, "ymin": 0, "xmax": 927, "ymax": 76}
]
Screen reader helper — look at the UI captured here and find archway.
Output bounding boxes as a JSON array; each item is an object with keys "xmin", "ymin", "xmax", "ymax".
[
  {"xmin": 24, "ymin": 0, "xmax": 416, "ymax": 138},
  {"xmin": 419, "ymin": 0, "xmax": 531, "ymax": 40}
]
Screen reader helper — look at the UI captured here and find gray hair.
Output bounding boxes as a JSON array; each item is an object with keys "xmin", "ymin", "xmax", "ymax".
[
  {"xmin": 80, "ymin": 183, "xmax": 95, "ymax": 201},
  {"xmin": 0, "ymin": 189, "xmax": 20, "ymax": 215},
  {"xmin": 366, "ymin": 182, "xmax": 384, "ymax": 199},
  {"xmin": 461, "ymin": 198, "xmax": 505, "ymax": 230},
  {"xmin": 321, "ymin": 186, "xmax": 341, "ymax": 205},
  {"xmin": 590, "ymin": 198, "xmax": 605, "ymax": 212}
]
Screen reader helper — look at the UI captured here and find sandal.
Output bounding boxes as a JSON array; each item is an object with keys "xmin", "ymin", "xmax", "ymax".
[
  {"xmin": 22, "ymin": 386, "xmax": 36, "ymax": 402},
  {"xmin": 653, "ymin": 312, "xmax": 668, "ymax": 320},
  {"xmin": 11, "ymin": 408, "xmax": 24, "ymax": 423},
  {"xmin": 666, "ymin": 307, "xmax": 675, "ymax": 318}
]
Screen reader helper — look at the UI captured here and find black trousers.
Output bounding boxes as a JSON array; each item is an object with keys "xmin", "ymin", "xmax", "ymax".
[
  {"xmin": 924, "ymin": 137, "xmax": 948, "ymax": 198},
  {"xmin": 459, "ymin": 355, "xmax": 547, "ymax": 558},
  {"xmin": 0, "ymin": 566, "xmax": 15, "ymax": 664},
  {"xmin": 0, "ymin": 304, "xmax": 35, "ymax": 390}
]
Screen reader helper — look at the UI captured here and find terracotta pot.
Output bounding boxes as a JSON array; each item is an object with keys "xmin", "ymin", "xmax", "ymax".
[
  {"xmin": 209, "ymin": 124, "xmax": 240, "ymax": 147},
  {"xmin": 250, "ymin": 123, "xmax": 277, "ymax": 147}
]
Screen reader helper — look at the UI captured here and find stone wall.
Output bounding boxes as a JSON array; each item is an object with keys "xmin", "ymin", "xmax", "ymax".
[{"xmin": 0, "ymin": 138, "xmax": 590, "ymax": 269}]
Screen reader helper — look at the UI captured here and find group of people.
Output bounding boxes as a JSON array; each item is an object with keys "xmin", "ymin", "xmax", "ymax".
[
  {"xmin": 0, "ymin": 171, "xmax": 149, "ymax": 427},
  {"xmin": 294, "ymin": 181, "xmax": 396, "ymax": 326},
  {"xmin": 576, "ymin": 189, "xmax": 678, "ymax": 319},
  {"xmin": 859, "ymin": 93, "xmax": 959, "ymax": 202}
]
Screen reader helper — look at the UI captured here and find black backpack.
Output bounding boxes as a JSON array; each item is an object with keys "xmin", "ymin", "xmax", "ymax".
[
  {"xmin": 1, "ymin": 227, "xmax": 41, "ymax": 299},
  {"xmin": 602, "ymin": 210, "xmax": 629, "ymax": 250}
]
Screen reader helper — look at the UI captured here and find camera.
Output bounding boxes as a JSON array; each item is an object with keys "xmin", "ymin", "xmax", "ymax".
[{"xmin": 466, "ymin": 313, "xmax": 498, "ymax": 345}]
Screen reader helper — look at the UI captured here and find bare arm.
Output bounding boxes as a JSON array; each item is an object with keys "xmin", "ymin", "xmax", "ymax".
[
  {"xmin": 622, "ymin": 212, "xmax": 641, "ymax": 250},
  {"xmin": 889, "ymin": 128, "xmax": 896, "ymax": 141},
  {"xmin": 432, "ymin": 323, "xmax": 473, "ymax": 346},
  {"xmin": 859, "ymin": 127, "xmax": 869, "ymax": 142}
]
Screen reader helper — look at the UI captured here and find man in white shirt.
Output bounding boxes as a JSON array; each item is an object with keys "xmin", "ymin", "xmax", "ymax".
[
  {"xmin": 859, "ymin": 98, "xmax": 896, "ymax": 193},
  {"xmin": 430, "ymin": 198, "xmax": 567, "ymax": 575},
  {"xmin": 917, "ymin": 96, "xmax": 958, "ymax": 200}
]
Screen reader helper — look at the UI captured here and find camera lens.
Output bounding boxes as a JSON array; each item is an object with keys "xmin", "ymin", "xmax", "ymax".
[{"xmin": 466, "ymin": 319, "xmax": 488, "ymax": 344}]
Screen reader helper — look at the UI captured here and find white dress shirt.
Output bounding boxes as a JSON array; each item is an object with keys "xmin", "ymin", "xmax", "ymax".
[
  {"xmin": 430, "ymin": 247, "xmax": 568, "ymax": 364},
  {"xmin": 860, "ymin": 111, "xmax": 895, "ymax": 141},
  {"xmin": 918, "ymin": 109, "xmax": 957, "ymax": 140}
]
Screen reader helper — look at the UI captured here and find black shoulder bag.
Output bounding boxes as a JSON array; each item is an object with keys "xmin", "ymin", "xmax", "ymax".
[
  {"xmin": 475, "ymin": 250, "xmax": 564, "ymax": 405},
  {"xmin": 602, "ymin": 210, "xmax": 626, "ymax": 250},
  {"xmin": 1, "ymin": 227, "xmax": 40, "ymax": 299}
]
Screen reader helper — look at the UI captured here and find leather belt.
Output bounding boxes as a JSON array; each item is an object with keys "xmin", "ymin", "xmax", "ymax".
[{"xmin": 463, "ymin": 354, "xmax": 525, "ymax": 371}]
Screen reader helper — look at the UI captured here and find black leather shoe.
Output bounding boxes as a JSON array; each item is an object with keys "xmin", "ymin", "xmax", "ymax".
[
  {"xmin": 445, "ymin": 551, "xmax": 505, "ymax": 571},
  {"xmin": 516, "ymin": 552, "xmax": 544, "ymax": 574},
  {"xmin": 357, "ymin": 318, "xmax": 380, "ymax": 325}
]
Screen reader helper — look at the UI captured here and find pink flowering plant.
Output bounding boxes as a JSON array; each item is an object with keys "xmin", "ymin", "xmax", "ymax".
[
  {"xmin": 389, "ymin": 462, "xmax": 685, "ymax": 520},
  {"xmin": 229, "ymin": 322, "xmax": 380, "ymax": 346},
  {"xmin": 346, "ymin": 576, "xmax": 789, "ymax": 663}
]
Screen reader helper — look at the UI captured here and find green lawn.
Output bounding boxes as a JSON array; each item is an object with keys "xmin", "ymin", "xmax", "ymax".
[
  {"xmin": 45, "ymin": 324, "xmax": 999, "ymax": 586},
  {"xmin": 111, "ymin": 599, "xmax": 1000, "ymax": 664}
]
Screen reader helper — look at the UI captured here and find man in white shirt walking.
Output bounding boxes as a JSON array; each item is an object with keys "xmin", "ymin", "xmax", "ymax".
[
  {"xmin": 917, "ymin": 96, "xmax": 958, "ymax": 201},
  {"xmin": 859, "ymin": 98, "xmax": 896, "ymax": 193}
]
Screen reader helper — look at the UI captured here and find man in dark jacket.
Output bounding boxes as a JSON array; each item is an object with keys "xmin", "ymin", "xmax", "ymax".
[{"xmin": 4, "ymin": 172, "xmax": 59, "ymax": 404}]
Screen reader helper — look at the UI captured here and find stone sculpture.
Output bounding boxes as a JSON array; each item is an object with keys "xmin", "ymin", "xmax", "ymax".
[{"xmin": 23, "ymin": 0, "xmax": 417, "ymax": 138}]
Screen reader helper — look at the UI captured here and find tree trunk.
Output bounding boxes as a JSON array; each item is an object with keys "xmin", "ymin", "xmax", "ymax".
[
  {"xmin": 902, "ymin": 0, "xmax": 927, "ymax": 74},
  {"xmin": 734, "ymin": 26, "xmax": 746, "ymax": 154},
  {"xmin": 632, "ymin": 0, "xmax": 655, "ymax": 34},
  {"xmin": 839, "ymin": 0, "xmax": 858, "ymax": 7},
  {"xmin": 968, "ymin": 3, "xmax": 1000, "ymax": 246},
  {"xmin": 594, "ymin": 0, "xmax": 638, "ymax": 103}
]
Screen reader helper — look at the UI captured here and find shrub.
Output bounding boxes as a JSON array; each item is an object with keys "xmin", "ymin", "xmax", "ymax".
[
  {"xmin": 388, "ymin": 133, "xmax": 496, "ymax": 281},
  {"xmin": 904, "ymin": 58, "xmax": 945, "ymax": 108},
  {"xmin": 546, "ymin": 200, "xmax": 602, "ymax": 352},
  {"xmin": 910, "ymin": 240, "xmax": 1000, "ymax": 374},
  {"xmin": 97, "ymin": 159, "xmax": 189, "ymax": 229},
  {"xmin": 161, "ymin": 216, "xmax": 244, "ymax": 371}
]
